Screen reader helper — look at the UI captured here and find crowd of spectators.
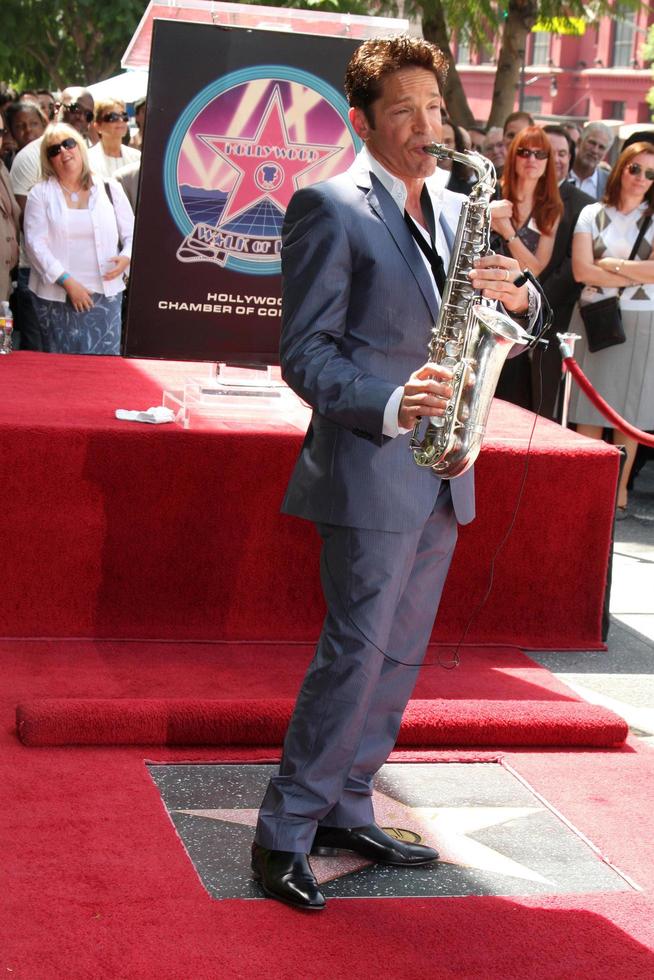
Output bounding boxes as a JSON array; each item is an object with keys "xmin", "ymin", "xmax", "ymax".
[{"xmin": 0, "ymin": 83, "xmax": 142, "ymax": 353}]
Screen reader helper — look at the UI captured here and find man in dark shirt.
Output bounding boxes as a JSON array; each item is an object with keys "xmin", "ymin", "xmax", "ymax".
[{"xmin": 532, "ymin": 125, "xmax": 593, "ymax": 420}]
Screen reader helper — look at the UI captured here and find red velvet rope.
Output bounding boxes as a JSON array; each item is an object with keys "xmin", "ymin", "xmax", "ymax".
[{"xmin": 563, "ymin": 356, "xmax": 654, "ymax": 446}]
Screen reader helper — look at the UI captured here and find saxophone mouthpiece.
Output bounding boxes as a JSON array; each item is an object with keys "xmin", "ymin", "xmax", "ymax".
[{"xmin": 422, "ymin": 142, "xmax": 446, "ymax": 159}]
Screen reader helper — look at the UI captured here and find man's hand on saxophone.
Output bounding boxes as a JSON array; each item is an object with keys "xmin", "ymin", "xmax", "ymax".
[
  {"xmin": 398, "ymin": 362, "xmax": 454, "ymax": 428},
  {"xmin": 469, "ymin": 254, "xmax": 530, "ymax": 314}
]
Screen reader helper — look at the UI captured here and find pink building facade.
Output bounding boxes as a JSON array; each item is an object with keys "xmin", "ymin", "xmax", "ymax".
[{"xmin": 455, "ymin": 6, "xmax": 653, "ymax": 126}]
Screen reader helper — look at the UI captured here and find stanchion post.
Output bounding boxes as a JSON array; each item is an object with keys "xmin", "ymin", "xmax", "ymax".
[{"xmin": 557, "ymin": 332, "xmax": 581, "ymax": 428}]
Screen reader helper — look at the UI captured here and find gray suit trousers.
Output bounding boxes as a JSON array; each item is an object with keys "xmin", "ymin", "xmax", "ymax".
[{"xmin": 255, "ymin": 482, "xmax": 457, "ymax": 852}]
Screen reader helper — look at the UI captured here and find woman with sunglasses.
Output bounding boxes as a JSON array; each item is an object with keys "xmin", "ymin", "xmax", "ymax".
[
  {"xmin": 490, "ymin": 126, "xmax": 563, "ymax": 277},
  {"xmin": 23, "ymin": 123, "xmax": 134, "ymax": 355},
  {"xmin": 569, "ymin": 141, "xmax": 654, "ymax": 517},
  {"xmin": 490, "ymin": 126, "xmax": 563, "ymax": 407},
  {"xmin": 87, "ymin": 98, "xmax": 140, "ymax": 181}
]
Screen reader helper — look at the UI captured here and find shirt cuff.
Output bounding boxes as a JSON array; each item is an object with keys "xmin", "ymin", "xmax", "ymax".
[
  {"xmin": 383, "ymin": 386, "xmax": 412, "ymax": 438},
  {"xmin": 500, "ymin": 280, "xmax": 540, "ymax": 329}
]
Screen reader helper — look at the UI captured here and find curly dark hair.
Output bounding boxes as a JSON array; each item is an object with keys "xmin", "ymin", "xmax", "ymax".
[{"xmin": 345, "ymin": 35, "xmax": 447, "ymax": 126}]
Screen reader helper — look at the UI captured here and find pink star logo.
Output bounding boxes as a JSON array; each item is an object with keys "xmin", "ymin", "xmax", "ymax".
[{"xmin": 197, "ymin": 85, "xmax": 342, "ymax": 227}]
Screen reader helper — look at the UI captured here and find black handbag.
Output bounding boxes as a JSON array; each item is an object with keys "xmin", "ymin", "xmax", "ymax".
[
  {"xmin": 579, "ymin": 295, "xmax": 625, "ymax": 352},
  {"xmin": 580, "ymin": 213, "xmax": 652, "ymax": 353}
]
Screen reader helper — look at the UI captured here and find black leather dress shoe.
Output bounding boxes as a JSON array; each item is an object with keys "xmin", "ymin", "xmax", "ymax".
[
  {"xmin": 311, "ymin": 823, "xmax": 439, "ymax": 866},
  {"xmin": 251, "ymin": 843, "xmax": 326, "ymax": 910}
]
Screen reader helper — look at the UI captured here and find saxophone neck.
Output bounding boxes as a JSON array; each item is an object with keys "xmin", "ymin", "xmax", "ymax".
[{"xmin": 422, "ymin": 142, "xmax": 496, "ymax": 199}]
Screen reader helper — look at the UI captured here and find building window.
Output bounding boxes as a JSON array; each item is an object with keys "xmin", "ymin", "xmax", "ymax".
[
  {"xmin": 529, "ymin": 31, "xmax": 551, "ymax": 66},
  {"xmin": 603, "ymin": 101, "xmax": 625, "ymax": 120},
  {"xmin": 612, "ymin": 8, "xmax": 636, "ymax": 67},
  {"xmin": 523, "ymin": 95, "xmax": 542, "ymax": 115},
  {"xmin": 456, "ymin": 37, "xmax": 471, "ymax": 65}
]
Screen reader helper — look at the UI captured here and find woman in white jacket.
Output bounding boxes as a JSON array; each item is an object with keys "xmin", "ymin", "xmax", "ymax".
[{"xmin": 24, "ymin": 123, "xmax": 134, "ymax": 355}]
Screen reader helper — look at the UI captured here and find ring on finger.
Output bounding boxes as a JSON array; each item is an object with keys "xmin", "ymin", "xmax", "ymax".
[{"xmin": 504, "ymin": 269, "xmax": 510, "ymax": 282}]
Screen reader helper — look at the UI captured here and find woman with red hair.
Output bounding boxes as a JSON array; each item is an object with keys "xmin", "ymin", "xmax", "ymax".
[
  {"xmin": 491, "ymin": 125, "xmax": 563, "ymax": 275},
  {"xmin": 490, "ymin": 126, "xmax": 563, "ymax": 406},
  {"xmin": 570, "ymin": 140, "xmax": 654, "ymax": 517}
]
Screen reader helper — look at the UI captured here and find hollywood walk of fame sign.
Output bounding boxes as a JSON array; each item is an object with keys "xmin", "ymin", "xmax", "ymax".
[{"xmin": 124, "ymin": 20, "xmax": 361, "ymax": 362}]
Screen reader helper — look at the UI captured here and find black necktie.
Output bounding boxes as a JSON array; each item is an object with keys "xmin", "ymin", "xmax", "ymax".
[{"xmin": 403, "ymin": 185, "xmax": 447, "ymax": 296}]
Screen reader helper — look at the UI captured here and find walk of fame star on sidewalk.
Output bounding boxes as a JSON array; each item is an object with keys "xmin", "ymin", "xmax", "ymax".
[
  {"xmin": 148, "ymin": 762, "xmax": 633, "ymax": 900},
  {"xmin": 174, "ymin": 790, "xmax": 551, "ymax": 887}
]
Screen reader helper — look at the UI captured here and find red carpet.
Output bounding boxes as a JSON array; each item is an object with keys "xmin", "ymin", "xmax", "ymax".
[
  {"xmin": 9, "ymin": 639, "xmax": 629, "ymax": 747},
  {"xmin": 15, "ymin": 696, "xmax": 628, "ymax": 749},
  {"xmin": 0, "ymin": 352, "xmax": 619, "ymax": 648},
  {"xmin": 1, "ymin": 358, "xmax": 650, "ymax": 977},
  {"xmin": 3, "ymin": 731, "xmax": 654, "ymax": 977},
  {"xmin": 3, "ymin": 640, "xmax": 654, "ymax": 977},
  {"xmin": 2, "ymin": 639, "xmax": 590, "ymax": 702},
  {"xmin": 16, "ymin": 697, "xmax": 627, "ymax": 748}
]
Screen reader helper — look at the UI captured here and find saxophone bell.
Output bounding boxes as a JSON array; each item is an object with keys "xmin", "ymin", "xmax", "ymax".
[{"xmin": 410, "ymin": 144, "xmax": 531, "ymax": 477}]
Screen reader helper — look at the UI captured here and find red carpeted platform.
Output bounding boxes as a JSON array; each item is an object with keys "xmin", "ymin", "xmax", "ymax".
[{"xmin": 0, "ymin": 352, "xmax": 620, "ymax": 648}]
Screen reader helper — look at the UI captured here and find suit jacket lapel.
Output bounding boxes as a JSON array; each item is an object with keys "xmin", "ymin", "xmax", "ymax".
[{"xmin": 350, "ymin": 167, "xmax": 439, "ymax": 323}]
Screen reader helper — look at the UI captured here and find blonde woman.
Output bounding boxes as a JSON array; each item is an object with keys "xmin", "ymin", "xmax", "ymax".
[
  {"xmin": 23, "ymin": 123, "xmax": 134, "ymax": 354},
  {"xmin": 88, "ymin": 97, "xmax": 140, "ymax": 180}
]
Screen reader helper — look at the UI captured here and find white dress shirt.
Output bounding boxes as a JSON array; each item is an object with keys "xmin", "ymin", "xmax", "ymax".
[
  {"xmin": 568, "ymin": 168, "xmax": 602, "ymax": 199},
  {"xmin": 358, "ymin": 147, "xmax": 455, "ymax": 437},
  {"xmin": 88, "ymin": 143, "xmax": 141, "ymax": 181}
]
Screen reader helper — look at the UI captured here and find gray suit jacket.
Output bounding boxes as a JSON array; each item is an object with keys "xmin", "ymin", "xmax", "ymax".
[{"xmin": 279, "ymin": 156, "xmax": 475, "ymax": 532}]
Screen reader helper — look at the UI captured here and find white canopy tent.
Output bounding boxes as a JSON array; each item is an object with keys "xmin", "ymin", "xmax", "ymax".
[{"xmin": 87, "ymin": 71, "xmax": 149, "ymax": 106}]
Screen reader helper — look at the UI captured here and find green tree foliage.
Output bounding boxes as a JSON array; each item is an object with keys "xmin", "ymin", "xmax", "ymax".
[
  {"xmin": 1, "ymin": 0, "xmax": 144, "ymax": 90},
  {"xmin": 258, "ymin": 0, "xmax": 639, "ymax": 126}
]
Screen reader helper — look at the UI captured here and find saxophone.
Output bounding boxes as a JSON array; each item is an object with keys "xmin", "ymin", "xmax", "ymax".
[{"xmin": 410, "ymin": 144, "xmax": 530, "ymax": 478}]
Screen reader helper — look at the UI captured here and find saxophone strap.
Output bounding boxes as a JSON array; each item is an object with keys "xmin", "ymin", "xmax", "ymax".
[{"xmin": 403, "ymin": 185, "xmax": 447, "ymax": 296}]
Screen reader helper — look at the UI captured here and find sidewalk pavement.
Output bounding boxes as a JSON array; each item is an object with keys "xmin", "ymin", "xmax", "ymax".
[{"xmin": 531, "ymin": 459, "xmax": 654, "ymax": 746}]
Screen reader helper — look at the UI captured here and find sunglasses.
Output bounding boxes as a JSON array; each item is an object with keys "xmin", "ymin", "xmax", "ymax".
[
  {"xmin": 63, "ymin": 103, "xmax": 94, "ymax": 123},
  {"xmin": 516, "ymin": 147, "xmax": 549, "ymax": 160},
  {"xmin": 101, "ymin": 112, "xmax": 129, "ymax": 123},
  {"xmin": 46, "ymin": 137, "xmax": 78, "ymax": 159},
  {"xmin": 627, "ymin": 162, "xmax": 654, "ymax": 181}
]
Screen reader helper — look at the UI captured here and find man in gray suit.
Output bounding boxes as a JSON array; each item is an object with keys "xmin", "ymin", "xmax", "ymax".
[
  {"xmin": 569, "ymin": 122, "xmax": 613, "ymax": 200},
  {"xmin": 252, "ymin": 35, "xmax": 536, "ymax": 911}
]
